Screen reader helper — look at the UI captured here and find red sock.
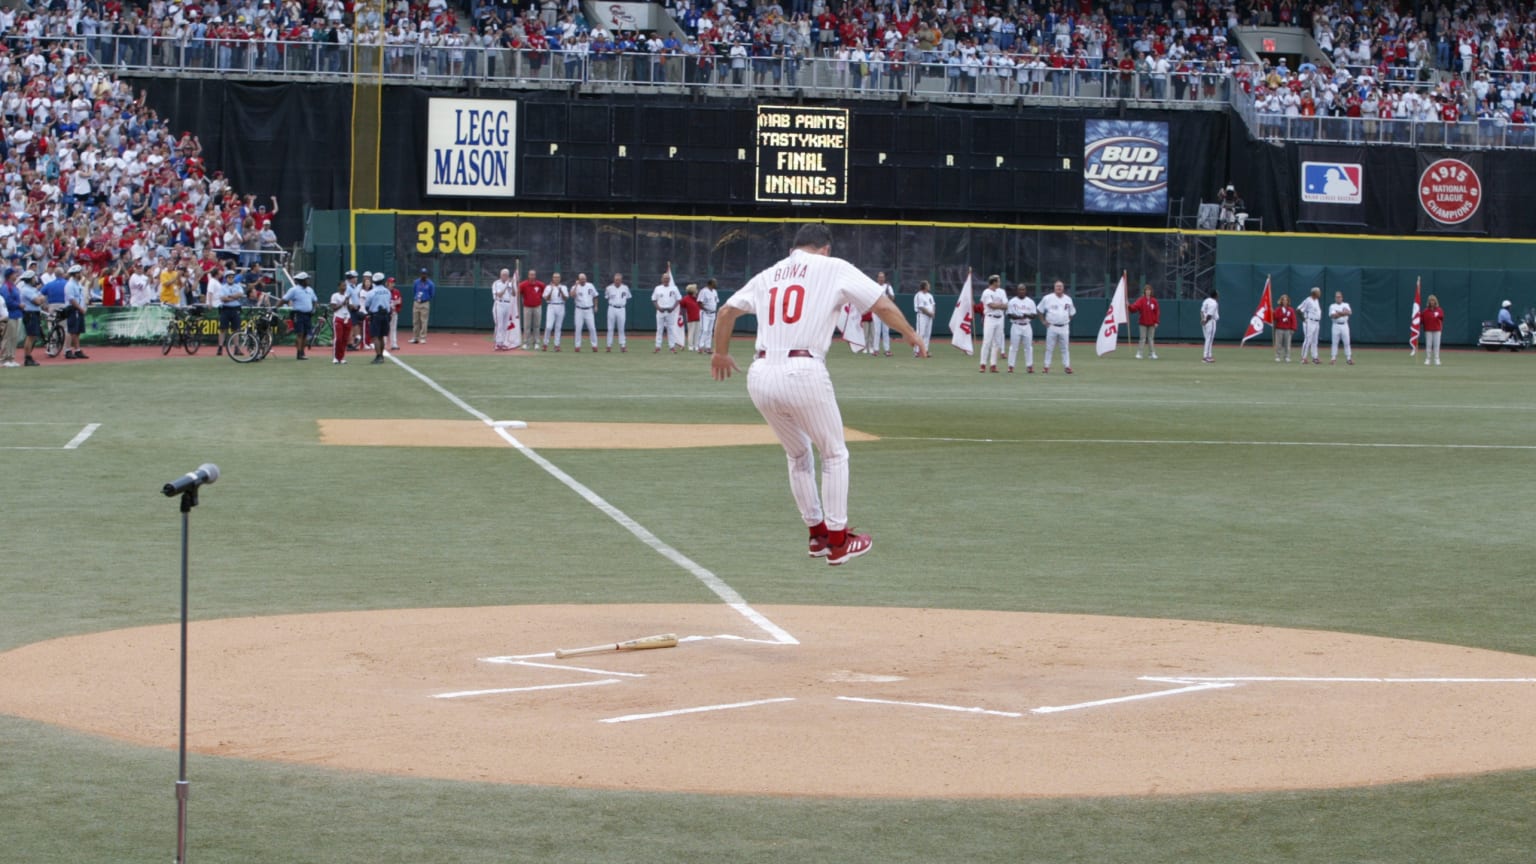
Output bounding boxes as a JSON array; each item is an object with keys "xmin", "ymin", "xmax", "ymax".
[
  {"xmin": 809, "ymin": 521, "xmax": 827, "ymax": 539},
  {"xmin": 828, "ymin": 529, "xmax": 848, "ymax": 548}
]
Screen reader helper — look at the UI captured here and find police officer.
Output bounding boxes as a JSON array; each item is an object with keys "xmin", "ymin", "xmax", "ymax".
[
  {"xmin": 63, "ymin": 264, "xmax": 89, "ymax": 360},
  {"xmin": 365, "ymin": 274, "xmax": 394, "ymax": 364},
  {"xmin": 18, "ymin": 270, "xmax": 48, "ymax": 367},
  {"xmin": 280, "ymin": 271, "xmax": 318, "ymax": 360},
  {"xmin": 213, "ymin": 263, "xmax": 243, "ymax": 356}
]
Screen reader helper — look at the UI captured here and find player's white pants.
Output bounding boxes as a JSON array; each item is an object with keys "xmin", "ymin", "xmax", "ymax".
[
  {"xmin": 1202, "ymin": 319, "xmax": 1217, "ymax": 359},
  {"xmin": 1008, "ymin": 322, "xmax": 1033, "ymax": 369},
  {"xmin": 979, "ymin": 315, "xmax": 1005, "ymax": 367},
  {"xmin": 544, "ymin": 304, "xmax": 566, "ymax": 348},
  {"xmin": 747, "ymin": 356, "xmax": 849, "ymax": 530},
  {"xmin": 607, "ymin": 306, "xmax": 627, "ymax": 348},
  {"xmin": 655, "ymin": 310, "xmax": 682, "ymax": 348},
  {"xmin": 1301, "ymin": 320, "xmax": 1320, "ymax": 360},
  {"xmin": 1044, "ymin": 324, "xmax": 1070, "ymax": 369},
  {"xmin": 573, "ymin": 307, "xmax": 597, "ymax": 348},
  {"xmin": 492, "ymin": 301, "xmax": 516, "ymax": 348},
  {"xmin": 1425, "ymin": 331, "xmax": 1441, "ymax": 363},
  {"xmin": 873, "ymin": 318, "xmax": 891, "ymax": 353},
  {"xmin": 914, "ymin": 314, "xmax": 933, "ymax": 353},
  {"xmin": 699, "ymin": 310, "xmax": 717, "ymax": 351},
  {"xmin": 1331, "ymin": 323, "xmax": 1351, "ymax": 361}
]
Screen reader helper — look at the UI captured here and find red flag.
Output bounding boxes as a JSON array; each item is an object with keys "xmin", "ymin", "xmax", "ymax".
[
  {"xmin": 1241, "ymin": 276, "xmax": 1273, "ymax": 345},
  {"xmin": 1409, "ymin": 277, "xmax": 1422, "ymax": 355}
]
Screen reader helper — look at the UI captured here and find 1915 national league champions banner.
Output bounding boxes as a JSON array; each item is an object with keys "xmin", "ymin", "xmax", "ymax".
[
  {"xmin": 426, "ymin": 98, "xmax": 518, "ymax": 198},
  {"xmin": 1416, "ymin": 152, "xmax": 1484, "ymax": 234},
  {"xmin": 1082, "ymin": 120, "xmax": 1168, "ymax": 214}
]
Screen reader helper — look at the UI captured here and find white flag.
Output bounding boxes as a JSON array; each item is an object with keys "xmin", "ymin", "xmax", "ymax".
[
  {"xmin": 949, "ymin": 271, "xmax": 974, "ymax": 355},
  {"xmin": 1095, "ymin": 273, "xmax": 1129, "ymax": 356},
  {"xmin": 837, "ymin": 303, "xmax": 867, "ymax": 352},
  {"xmin": 506, "ymin": 262, "xmax": 523, "ymax": 349}
]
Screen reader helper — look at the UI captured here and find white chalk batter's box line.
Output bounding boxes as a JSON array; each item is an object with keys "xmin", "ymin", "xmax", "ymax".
[{"xmin": 0, "ymin": 422, "xmax": 100, "ymax": 450}]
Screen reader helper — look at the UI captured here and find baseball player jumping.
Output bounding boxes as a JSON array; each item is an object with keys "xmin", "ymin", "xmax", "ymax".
[{"xmin": 710, "ymin": 223, "xmax": 927, "ymax": 566}]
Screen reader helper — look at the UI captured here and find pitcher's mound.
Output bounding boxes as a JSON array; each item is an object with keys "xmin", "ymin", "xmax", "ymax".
[
  {"xmin": 3, "ymin": 605, "xmax": 1536, "ymax": 798},
  {"xmin": 318, "ymin": 419, "xmax": 879, "ymax": 449}
]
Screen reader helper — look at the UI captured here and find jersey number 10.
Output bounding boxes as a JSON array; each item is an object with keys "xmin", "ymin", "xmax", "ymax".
[{"xmin": 766, "ymin": 284, "xmax": 805, "ymax": 325}]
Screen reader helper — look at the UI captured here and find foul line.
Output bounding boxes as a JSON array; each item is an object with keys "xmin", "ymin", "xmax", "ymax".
[
  {"xmin": 433, "ymin": 679, "xmax": 621, "ymax": 699},
  {"xmin": 63, "ymin": 423, "xmax": 101, "ymax": 450},
  {"xmin": 1030, "ymin": 681, "xmax": 1237, "ymax": 715},
  {"xmin": 388, "ymin": 354, "xmax": 798, "ymax": 646},
  {"xmin": 599, "ymin": 697, "xmax": 796, "ymax": 724},
  {"xmin": 1142, "ymin": 675, "xmax": 1536, "ymax": 684},
  {"xmin": 885, "ymin": 436, "xmax": 1536, "ymax": 451},
  {"xmin": 836, "ymin": 696, "xmax": 1024, "ymax": 718}
]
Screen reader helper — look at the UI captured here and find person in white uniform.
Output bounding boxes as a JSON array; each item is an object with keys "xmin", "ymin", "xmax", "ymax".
[
  {"xmin": 1200, "ymin": 290, "xmax": 1220, "ymax": 362},
  {"xmin": 1297, "ymin": 286, "xmax": 1323, "ymax": 364},
  {"xmin": 604, "ymin": 272, "xmax": 630, "ymax": 352},
  {"xmin": 911, "ymin": 280, "xmax": 935, "ymax": 356},
  {"xmin": 977, "ymin": 274, "xmax": 1008, "ymax": 372},
  {"xmin": 542, "ymin": 272, "xmax": 570, "ymax": 351},
  {"xmin": 652, "ymin": 272, "xmax": 683, "ymax": 352},
  {"xmin": 1037, "ymin": 279, "xmax": 1075, "ymax": 373},
  {"xmin": 710, "ymin": 223, "xmax": 928, "ymax": 567},
  {"xmin": 570, "ymin": 272, "xmax": 600, "ymax": 351},
  {"xmin": 871, "ymin": 271, "xmax": 895, "ymax": 355},
  {"xmin": 1006, "ymin": 283, "xmax": 1037, "ymax": 372},
  {"xmin": 1328, "ymin": 291, "xmax": 1353, "ymax": 365},
  {"xmin": 697, "ymin": 278, "xmax": 720, "ymax": 354},
  {"xmin": 491, "ymin": 268, "xmax": 517, "ymax": 350}
]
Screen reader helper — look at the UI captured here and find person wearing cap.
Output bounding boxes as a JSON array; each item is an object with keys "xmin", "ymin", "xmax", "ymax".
[
  {"xmin": 17, "ymin": 271, "xmax": 48, "ymax": 367},
  {"xmin": 212, "ymin": 263, "xmax": 244, "ymax": 356},
  {"xmin": 1498, "ymin": 299, "xmax": 1518, "ymax": 339},
  {"xmin": 62, "ymin": 264, "xmax": 88, "ymax": 360},
  {"xmin": 280, "ymin": 271, "xmax": 317, "ymax": 360},
  {"xmin": 364, "ymin": 273, "xmax": 394, "ymax": 364},
  {"xmin": 343, "ymin": 271, "xmax": 364, "ymax": 348},
  {"xmin": 410, "ymin": 267, "xmax": 435, "ymax": 343}
]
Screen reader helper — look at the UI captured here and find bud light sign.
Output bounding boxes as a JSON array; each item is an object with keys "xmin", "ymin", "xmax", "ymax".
[{"xmin": 1083, "ymin": 120, "xmax": 1168, "ymax": 214}]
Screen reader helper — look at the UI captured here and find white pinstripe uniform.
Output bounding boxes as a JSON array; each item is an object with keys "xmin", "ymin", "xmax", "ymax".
[
  {"xmin": 912, "ymin": 287, "xmax": 935, "ymax": 354},
  {"xmin": 1329, "ymin": 299, "xmax": 1352, "ymax": 362},
  {"xmin": 491, "ymin": 273, "xmax": 517, "ymax": 349},
  {"xmin": 872, "ymin": 280, "xmax": 895, "ymax": 353},
  {"xmin": 1006, "ymin": 293, "xmax": 1036, "ymax": 370},
  {"xmin": 1200, "ymin": 295, "xmax": 1219, "ymax": 360},
  {"xmin": 1297, "ymin": 293, "xmax": 1322, "ymax": 362},
  {"xmin": 978, "ymin": 283, "xmax": 1008, "ymax": 370},
  {"xmin": 605, "ymin": 278, "xmax": 630, "ymax": 349},
  {"xmin": 725, "ymin": 248, "xmax": 884, "ymax": 533},
  {"xmin": 652, "ymin": 281, "xmax": 683, "ymax": 349},
  {"xmin": 543, "ymin": 279, "xmax": 569, "ymax": 349},
  {"xmin": 1037, "ymin": 290, "xmax": 1075, "ymax": 370},
  {"xmin": 697, "ymin": 283, "xmax": 719, "ymax": 351},
  {"xmin": 571, "ymin": 278, "xmax": 600, "ymax": 349}
]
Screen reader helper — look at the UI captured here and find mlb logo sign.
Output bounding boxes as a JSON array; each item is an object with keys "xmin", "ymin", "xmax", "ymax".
[{"xmin": 1301, "ymin": 162, "xmax": 1363, "ymax": 205}]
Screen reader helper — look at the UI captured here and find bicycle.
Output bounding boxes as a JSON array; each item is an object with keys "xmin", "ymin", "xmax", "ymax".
[
  {"xmin": 229, "ymin": 307, "xmax": 279, "ymax": 363},
  {"xmin": 42, "ymin": 308, "xmax": 68, "ymax": 358},
  {"xmin": 160, "ymin": 305, "xmax": 205, "ymax": 355}
]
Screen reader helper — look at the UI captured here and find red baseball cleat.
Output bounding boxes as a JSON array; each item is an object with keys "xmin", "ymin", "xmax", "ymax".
[
  {"xmin": 808, "ymin": 534, "xmax": 831, "ymax": 558},
  {"xmin": 1065, "ymin": 367, "xmax": 1073, "ymax": 374},
  {"xmin": 827, "ymin": 532, "xmax": 872, "ymax": 566}
]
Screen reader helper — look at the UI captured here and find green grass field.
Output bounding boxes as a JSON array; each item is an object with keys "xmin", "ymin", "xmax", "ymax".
[{"xmin": 4, "ymin": 335, "xmax": 1536, "ymax": 863}]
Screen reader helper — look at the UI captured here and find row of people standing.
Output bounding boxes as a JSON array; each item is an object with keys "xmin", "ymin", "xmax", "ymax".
[{"xmin": 493, "ymin": 269, "xmax": 720, "ymax": 354}]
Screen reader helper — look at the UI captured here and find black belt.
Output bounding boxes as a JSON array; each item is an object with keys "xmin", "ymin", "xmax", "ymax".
[
  {"xmin": 757, "ymin": 349, "xmax": 813, "ymax": 358},
  {"xmin": 659, "ymin": 307, "xmax": 676, "ymax": 312},
  {"xmin": 576, "ymin": 305, "xmax": 593, "ymax": 309},
  {"xmin": 986, "ymin": 313, "xmax": 1004, "ymax": 318}
]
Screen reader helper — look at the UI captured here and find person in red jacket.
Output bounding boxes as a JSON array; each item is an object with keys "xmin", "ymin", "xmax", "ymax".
[
  {"xmin": 680, "ymin": 284, "xmax": 702, "ymax": 351},
  {"xmin": 518, "ymin": 269, "xmax": 547, "ymax": 350},
  {"xmin": 1128, "ymin": 283, "xmax": 1160, "ymax": 359},
  {"xmin": 1421, "ymin": 293, "xmax": 1444, "ymax": 366},
  {"xmin": 1272, "ymin": 293, "xmax": 1297, "ymax": 362}
]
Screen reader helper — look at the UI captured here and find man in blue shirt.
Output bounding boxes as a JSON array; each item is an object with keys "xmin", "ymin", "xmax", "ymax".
[
  {"xmin": 210, "ymin": 263, "xmax": 243, "ymax": 356},
  {"xmin": 1498, "ymin": 300, "xmax": 1519, "ymax": 339},
  {"xmin": 364, "ymin": 275, "xmax": 394, "ymax": 364},
  {"xmin": 0, "ymin": 269, "xmax": 20, "ymax": 367},
  {"xmin": 279, "ymin": 271, "xmax": 318, "ymax": 360},
  {"xmin": 63, "ymin": 264, "xmax": 89, "ymax": 360},
  {"xmin": 17, "ymin": 271, "xmax": 48, "ymax": 367},
  {"xmin": 410, "ymin": 267, "xmax": 435, "ymax": 344}
]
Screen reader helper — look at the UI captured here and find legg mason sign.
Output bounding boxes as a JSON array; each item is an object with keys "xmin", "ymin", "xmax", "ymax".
[{"xmin": 426, "ymin": 98, "xmax": 518, "ymax": 198}]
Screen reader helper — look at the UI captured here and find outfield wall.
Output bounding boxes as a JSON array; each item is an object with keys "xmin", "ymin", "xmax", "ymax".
[{"xmin": 313, "ymin": 210, "xmax": 1536, "ymax": 345}]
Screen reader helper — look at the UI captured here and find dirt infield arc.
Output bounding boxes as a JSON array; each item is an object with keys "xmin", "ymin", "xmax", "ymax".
[{"xmin": 3, "ymin": 605, "xmax": 1536, "ymax": 798}]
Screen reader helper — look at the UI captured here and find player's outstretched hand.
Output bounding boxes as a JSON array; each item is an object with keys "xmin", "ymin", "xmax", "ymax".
[{"xmin": 711, "ymin": 353, "xmax": 740, "ymax": 381}]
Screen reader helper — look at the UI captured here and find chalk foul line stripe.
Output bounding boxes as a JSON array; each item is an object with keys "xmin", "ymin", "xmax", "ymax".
[
  {"xmin": 388, "ymin": 354, "xmax": 797, "ymax": 647},
  {"xmin": 885, "ymin": 436, "xmax": 1536, "ymax": 451},
  {"xmin": 1141, "ymin": 675, "xmax": 1536, "ymax": 684},
  {"xmin": 836, "ymin": 696, "xmax": 1024, "ymax": 718},
  {"xmin": 1030, "ymin": 682, "xmax": 1238, "ymax": 715},
  {"xmin": 434, "ymin": 679, "xmax": 622, "ymax": 699},
  {"xmin": 63, "ymin": 423, "xmax": 101, "ymax": 449},
  {"xmin": 599, "ymin": 697, "xmax": 796, "ymax": 724}
]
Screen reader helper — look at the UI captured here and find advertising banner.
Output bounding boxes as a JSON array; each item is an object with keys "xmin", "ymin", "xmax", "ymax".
[
  {"xmin": 426, "ymin": 98, "xmax": 518, "ymax": 198},
  {"xmin": 1083, "ymin": 120, "xmax": 1168, "ymax": 214},
  {"xmin": 76, "ymin": 306, "xmax": 326, "ymax": 346},
  {"xmin": 754, "ymin": 105, "xmax": 850, "ymax": 204},
  {"xmin": 1416, "ymin": 153, "xmax": 1484, "ymax": 234}
]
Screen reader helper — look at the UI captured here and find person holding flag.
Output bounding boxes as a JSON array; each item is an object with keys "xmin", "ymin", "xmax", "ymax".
[
  {"xmin": 949, "ymin": 270, "xmax": 976, "ymax": 356},
  {"xmin": 491, "ymin": 266, "xmax": 519, "ymax": 351},
  {"xmin": 652, "ymin": 266, "xmax": 684, "ymax": 352},
  {"xmin": 1037, "ymin": 279, "xmax": 1075, "ymax": 373},
  {"xmin": 1200, "ymin": 290, "xmax": 1220, "ymax": 362},
  {"xmin": 978, "ymin": 274, "xmax": 1008, "ymax": 372},
  {"xmin": 1127, "ymin": 283, "xmax": 1159, "ymax": 359},
  {"xmin": 1421, "ymin": 294, "xmax": 1444, "ymax": 365},
  {"xmin": 1272, "ymin": 294, "xmax": 1296, "ymax": 362},
  {"xmin": 1095, "ymin": 272, "xmax": 1129, "ymax": 358},
  {"xmin": 1409, "ymin": 277, "xmax": 1423, "ymax": 357},
  {"xmin": 1240, "ymin": 275, "xmax": 1273, "ymax": 352}
]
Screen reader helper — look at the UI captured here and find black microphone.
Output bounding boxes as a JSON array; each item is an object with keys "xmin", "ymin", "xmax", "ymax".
[{"xmin": 162, "ymin": 464, "xmax": 220, "ymax": 497}]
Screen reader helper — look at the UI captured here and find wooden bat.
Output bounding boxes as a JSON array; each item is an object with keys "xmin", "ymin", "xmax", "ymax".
[{"xmin": 554, "ymin": 633, "xmax": 678, "ymax": 659}]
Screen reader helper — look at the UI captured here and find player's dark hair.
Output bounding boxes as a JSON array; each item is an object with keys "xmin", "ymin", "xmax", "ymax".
[{"xmin": 793, "ymin": 223, "xmax": 833, "ymax": 250}]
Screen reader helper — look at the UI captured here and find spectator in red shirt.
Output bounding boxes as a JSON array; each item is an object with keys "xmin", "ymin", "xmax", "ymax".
[
  {"xmin": 680, "ymin": 284, "xmax": 702, "ymax": 351},
  {"xmin": 1127, "ymin": 283, "xmax": 1160, "ymax": 359},
  {"xmin": 1421, "ymin": 294, "xmax": 1444, "ymax": 366},
  {"xmin": 1273, "ymin": 293, "xmax": 1297, "ymax": 362},
  {"xmin": 517, "ymin": 268, "xmax": 547, "ymax": 351}
]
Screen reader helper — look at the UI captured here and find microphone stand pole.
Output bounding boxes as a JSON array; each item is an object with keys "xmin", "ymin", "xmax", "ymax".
[{"xmin": 175, "ymin": 486, "xmax": 198, "ymax": 864}]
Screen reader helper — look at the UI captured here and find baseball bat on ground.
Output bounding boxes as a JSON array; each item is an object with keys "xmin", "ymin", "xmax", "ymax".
[{"xmin": 554, "ymin": 633, "xmax": 679, "ymax": 659}]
